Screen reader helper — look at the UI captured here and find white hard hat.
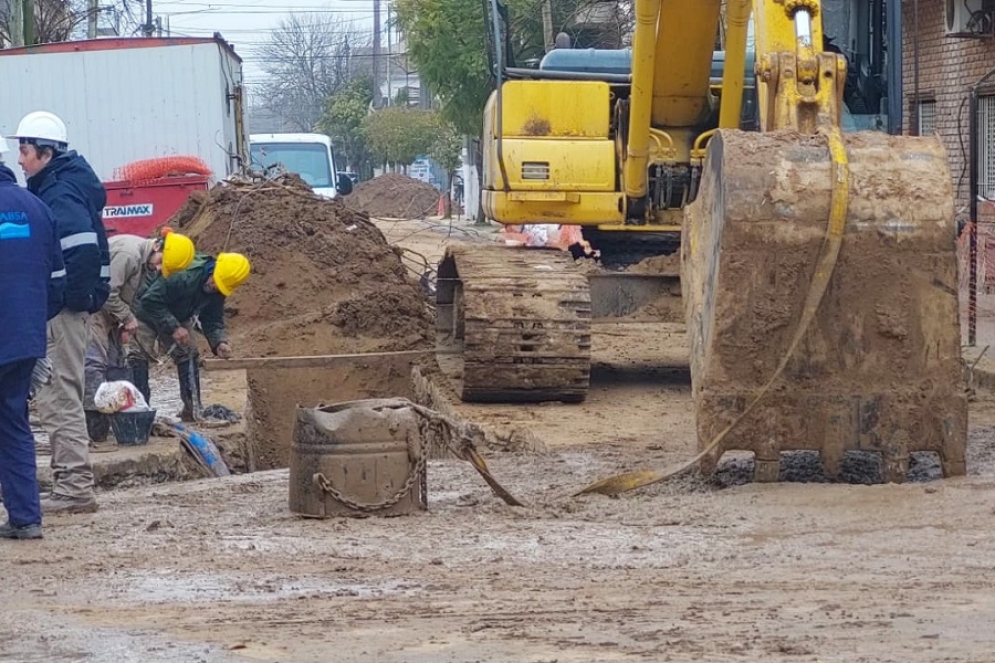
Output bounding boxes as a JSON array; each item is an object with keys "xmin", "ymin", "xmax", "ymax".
[{"xmin": 12, "ymin": 111, "xmax": 68, "ymax": 150}]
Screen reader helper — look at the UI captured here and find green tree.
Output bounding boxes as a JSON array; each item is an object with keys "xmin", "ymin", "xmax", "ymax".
[
  {"xmin": 393, "ymin": 0, "xmax": 493, "ymax": 137},
  {"xmin": 394, "ymin": 0, "xmax": 629, "ymax": 138},
  {"xmin": 429, "ymin": 121, "xmax": 463, "ymax": 219},
  {"xmin": 317, "ymin": 75, "xmax": 375, "ymax": 177},
  {"xmin": 361, "ymin": 107, "xmax": 440, "ymax": 171}
]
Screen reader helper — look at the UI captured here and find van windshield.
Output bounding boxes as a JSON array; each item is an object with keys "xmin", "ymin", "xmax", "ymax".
[{"xmin": 250, "ymin": 142, "xmax": 333, "ymax": 188}]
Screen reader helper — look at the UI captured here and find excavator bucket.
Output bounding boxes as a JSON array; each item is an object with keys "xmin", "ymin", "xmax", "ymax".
[{"xmin": 684, "ymin": 130, "xmax": 967, "ymax": 483}]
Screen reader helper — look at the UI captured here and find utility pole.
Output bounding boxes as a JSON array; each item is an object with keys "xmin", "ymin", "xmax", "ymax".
[
  {"xmin": 541, "ymin": 0, "xmax": 554, "ymax": 52},
  {"xmin": 23, "ymin": 0, "xmax": 34, "ymax": 46},
  {"xmin": 11, "ymin": 0, "xmax": 24, "ymax": 46},
  {"xmin": 87, "ymin": 0, "xmax": 98, "ymax": 38},
  {"xmin": 143, "ymin": 0, "xmax": 154, "ymax": 36},
  {"xmin": 373, "ymin": 0, "xmax": 382, "ymax": 107},
  {"xmin": 386, "ymin": 3, "xmax": 392, "ymax": 104}
]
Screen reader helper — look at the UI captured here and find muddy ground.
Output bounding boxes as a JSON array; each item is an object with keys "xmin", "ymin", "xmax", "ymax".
[{"xmin": 6, "ymin": 218, "xmax": 995, "ymax": 662}]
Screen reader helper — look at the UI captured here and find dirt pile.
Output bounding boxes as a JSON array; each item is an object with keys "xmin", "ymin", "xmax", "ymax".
[
  {"xmin": 167, "ymin": 175, "xmax": 432, "ymax": 357},
  {"xmin": 347, "ymin": 173, "xmax": 441, "ymax": 219}
]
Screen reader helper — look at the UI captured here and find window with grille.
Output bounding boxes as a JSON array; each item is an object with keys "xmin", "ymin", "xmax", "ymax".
[
  {"xmin": 918, "ymin": 99, "xmax": 937, "ymax": 136},
  {"xmin": 980, "ymin": 94, "xmax": 995, "ymax": 201}
]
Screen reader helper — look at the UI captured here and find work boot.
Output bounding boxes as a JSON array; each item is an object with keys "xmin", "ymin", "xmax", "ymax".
[
  {"xmin": 176, "ymin": 358, "xmax": 202, "ymax": 422},
  {"xmin": 41, "ymin": 494, "xmax": 98, "ymax": 515},
  {"xmin": 129, "ymin": 362, "xmax": 151, "ymax": 406},
  {"xmin": 85, "ymin": 410, "xmax": 111, "ymax": 444},
  {"xmin": 0, "ymin": 521, "xmax": 43, "ymax": 540}
]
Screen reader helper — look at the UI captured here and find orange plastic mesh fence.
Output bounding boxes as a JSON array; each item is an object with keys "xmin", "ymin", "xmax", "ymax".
[{"xmin": 114, "ymin": 156, "xmax": 213, "ymax": 184}]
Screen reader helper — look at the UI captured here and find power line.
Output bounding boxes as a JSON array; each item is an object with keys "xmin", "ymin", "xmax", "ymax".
[{"xmin": 165, "ymin": 7, "xmax": 378, "ymax": 14}]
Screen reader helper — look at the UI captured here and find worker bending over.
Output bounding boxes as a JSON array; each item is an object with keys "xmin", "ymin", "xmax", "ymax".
[
  {"xmin": 84, "ymin": 229, "xmax": 196, "ymax": 446},
  {"xmin": 130, "ymin": 252, "xmax": 250, "ymax": 421}
]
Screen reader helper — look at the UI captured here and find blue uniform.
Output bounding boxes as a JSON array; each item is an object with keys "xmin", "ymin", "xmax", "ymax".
[
  {"xmin": 0, "ymin": 163, "xmax": 65, "ymax": 527},
  {"xmin": 26, "ymin": 150, "xmax": 110, "ymax": 314}
]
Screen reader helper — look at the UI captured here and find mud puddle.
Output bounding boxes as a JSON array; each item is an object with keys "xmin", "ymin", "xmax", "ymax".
[{"xmin": 0, "ymin": 608, "xmax": 255, "ymax": 663}]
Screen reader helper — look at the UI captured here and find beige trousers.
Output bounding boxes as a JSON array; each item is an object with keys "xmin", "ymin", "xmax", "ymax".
[{"xmin": 35, "ymin": 310, "xmax": 94, "ymax": 500}]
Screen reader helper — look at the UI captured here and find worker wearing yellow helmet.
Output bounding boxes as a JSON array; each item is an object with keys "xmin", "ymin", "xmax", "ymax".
[
  {"xmin": 131, "ymin": 250, "xmax": 250, "ymax": 421},
  {"xmin": 83, "ymin": 229, "xmax": 197, "ymax": 447}
]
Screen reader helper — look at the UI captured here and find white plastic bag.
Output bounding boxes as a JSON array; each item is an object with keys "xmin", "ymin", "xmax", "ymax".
[{"xmin": 94, "ymin": 380, "xmax": 151, "ymax": 414}]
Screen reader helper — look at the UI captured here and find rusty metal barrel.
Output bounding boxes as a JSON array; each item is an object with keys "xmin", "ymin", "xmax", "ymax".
[{"xmin": 289, "ymin": 399, "xmax": 428, "ymax": 518}]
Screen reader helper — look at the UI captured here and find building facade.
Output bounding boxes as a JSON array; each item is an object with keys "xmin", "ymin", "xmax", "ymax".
[{"xmin": 902, "ymin": 0, "xmax": 995, "ymax": 215}]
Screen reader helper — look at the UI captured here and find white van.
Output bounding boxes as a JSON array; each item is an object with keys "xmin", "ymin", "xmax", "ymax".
[{"xmin": 249, "ymin": 133, "xmax": 353, "ymax": 198}]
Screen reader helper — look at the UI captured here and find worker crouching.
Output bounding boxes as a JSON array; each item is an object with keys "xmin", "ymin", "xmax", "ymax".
[
  {"xmin": 84, "ymin": 230, "xmax": 195, "ymax": 447},
  {"xmin": 130, "ymin": 252, "xmax": 250, "ymax": 421}
]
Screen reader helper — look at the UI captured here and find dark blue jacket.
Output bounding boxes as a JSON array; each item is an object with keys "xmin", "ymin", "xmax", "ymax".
[
  {"xmin": 27, "ymin": 151, "xmax": 110, "ymax": 314},
  {"xmin": 0, "ymin": 163, "xmax": 66, "ymax": 366}
]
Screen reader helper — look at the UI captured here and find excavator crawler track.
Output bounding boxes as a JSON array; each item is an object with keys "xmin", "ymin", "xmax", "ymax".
[{"xmin": 436, "ymin": 245, "xmax": 592, "ymax": 403}]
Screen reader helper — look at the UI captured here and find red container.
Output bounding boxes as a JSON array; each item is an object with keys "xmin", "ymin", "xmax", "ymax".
[{"xmin": 102, "ymin": 175, "xmax": 209, "ymax": 238}]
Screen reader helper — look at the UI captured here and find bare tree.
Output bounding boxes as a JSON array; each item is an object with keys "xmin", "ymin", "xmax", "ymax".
[
  {"xmin": 1, "ymin": 0, "xmax": 140, "ymax": 46},
  {"xmin": 256, "ymin": 14, "xmax": 368, "ymax": 132}
]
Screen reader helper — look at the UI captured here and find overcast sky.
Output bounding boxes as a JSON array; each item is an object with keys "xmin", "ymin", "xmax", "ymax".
[{"xmin": 146, "ymin": 0, "xmax": 388, "ymax": 92}]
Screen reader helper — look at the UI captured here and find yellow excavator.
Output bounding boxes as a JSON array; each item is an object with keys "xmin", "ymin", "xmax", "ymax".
[{"xmin": 436, "ymin": 0, "xmax": 967, "ymax": 484}]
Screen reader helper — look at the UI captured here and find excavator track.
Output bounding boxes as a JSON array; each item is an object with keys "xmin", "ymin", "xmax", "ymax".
[{"xmin": 436, "ymin": 245, "xmax": 592, "ymax": 403}]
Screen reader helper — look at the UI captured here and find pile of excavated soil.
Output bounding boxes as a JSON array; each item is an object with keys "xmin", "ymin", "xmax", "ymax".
[
  {"xmin": 347, "ymin": 173, "xmax": 441, "ymax": 219},
  {"xmin": 167, "ymin": 175, "xmax": 432, "ymax": 357}
]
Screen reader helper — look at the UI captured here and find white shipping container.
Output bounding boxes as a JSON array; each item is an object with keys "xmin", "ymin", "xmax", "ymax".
[{"xmin": 0, "ymin": 37, "xmax": 247, "ymax": 185}]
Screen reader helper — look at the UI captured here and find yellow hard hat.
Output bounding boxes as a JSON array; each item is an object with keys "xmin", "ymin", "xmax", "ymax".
[
  {"xmin": 213, "ymin": 252, "xmax": 251, "ymax": 296},
  {"xmin": 161, "ymin": 232, "xmax": 195, "ymax": 277}
]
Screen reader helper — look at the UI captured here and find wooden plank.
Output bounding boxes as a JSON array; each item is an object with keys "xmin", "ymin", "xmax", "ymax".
[{"xmin": 202, "ymin": 350, "xmax": 432, "ymax": 372}]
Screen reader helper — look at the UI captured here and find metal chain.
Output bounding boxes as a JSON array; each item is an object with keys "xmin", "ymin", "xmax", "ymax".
[{"xmin": 312, "ymin": 433, "xmax": 428, "ymax": 514}]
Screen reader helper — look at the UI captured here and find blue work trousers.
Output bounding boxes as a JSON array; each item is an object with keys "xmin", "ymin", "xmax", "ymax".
[{"xmin": 0, "ymin": 359, "xmax": 42, "ymax": 527}]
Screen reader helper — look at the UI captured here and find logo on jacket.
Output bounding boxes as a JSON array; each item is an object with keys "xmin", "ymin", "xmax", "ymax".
[
  {"xmin": 103, "ymin": 204, "xmax": 154, "ymax": 219},
  {"xmin": 0, "ymin": 221, "xmax": 31, "ymax": 240},
  {"xmin": 0, "ymin": 211, "xmax": 29, "ymax": 223}
]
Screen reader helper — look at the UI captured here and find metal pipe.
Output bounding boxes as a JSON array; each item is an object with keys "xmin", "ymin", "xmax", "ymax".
[
  {"xmin": 489, "ymin": 0, "xmax": 510, "ymax": 192},
  {"xmin": 970, "ymin": 87, "xmax": 978, "ymax": 345},
  {"xmin": 718, "ymin": 0, "xmax": 751, "ymax": 129},
  {"xmin": 912, "ymin": 0, "xmax": 920, "ymax": 134},
  {"xmin": 794, "ymin": 9, "xmax": 813, "ymax": 47},
  {"xmin": 622, "ymin": 0, "xmax": 662, "ymax": 201},
  {"xmin": 886, "ymin": 0, "xmax": 902, "ymax": 134},
  {"xmin": 23, "ymin": 0, "xmax": 34, "ymax": 45}
]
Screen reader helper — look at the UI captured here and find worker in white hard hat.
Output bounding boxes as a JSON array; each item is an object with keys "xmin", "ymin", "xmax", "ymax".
[{"xmin": 11, "ymin": 110, "xmax": 111, "ymax": 515}]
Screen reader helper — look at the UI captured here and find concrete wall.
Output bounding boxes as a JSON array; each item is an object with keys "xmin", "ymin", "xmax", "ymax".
[{"xmin": 902, "ymin": 0, "xmax": 995, "ymax": 215}]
